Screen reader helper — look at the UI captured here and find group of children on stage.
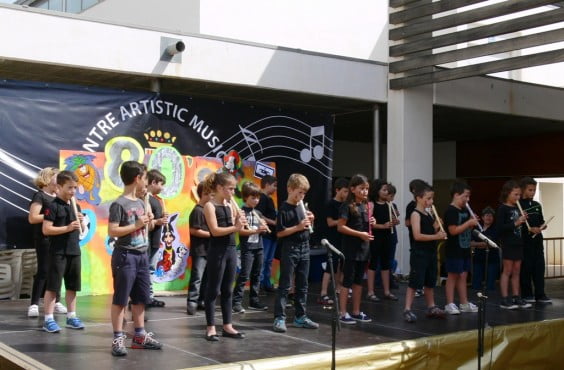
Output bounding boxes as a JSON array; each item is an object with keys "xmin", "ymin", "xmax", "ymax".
[{"xmin": 25, "ymin": 161, "xmax": 552, "ymax": 356}]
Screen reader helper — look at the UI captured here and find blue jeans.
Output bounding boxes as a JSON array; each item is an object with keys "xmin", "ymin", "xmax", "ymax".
[
  {"xmin": 274, "ymin": 242, "xmax": 310, "ymax": 320},
  {"xmin": 261, "ymin": 238, "xmax": 277, "ymax": 288},
  {"xmin": 187, "ymin": 254, "xmax": 207, "ymax": 305}
]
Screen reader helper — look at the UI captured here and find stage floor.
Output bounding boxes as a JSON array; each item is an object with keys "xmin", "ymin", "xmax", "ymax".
[{"xmin": 1, "ymin": 279, "xmax": 564, "ymax": 369}]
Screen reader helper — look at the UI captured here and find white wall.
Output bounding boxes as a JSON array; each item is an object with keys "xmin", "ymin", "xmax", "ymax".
[{"xmin": 199, "ymin": 0, "xmax": 389, "ymax": 62}]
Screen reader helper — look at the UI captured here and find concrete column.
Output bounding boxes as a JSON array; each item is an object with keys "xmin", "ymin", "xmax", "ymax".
[
  {"xmin": 373, "ymin": 106, "xmax": 380, "ymax": 179},
  {"xmin": 387, "ymin": 85, "xmax": 433, "ymax": 276}
]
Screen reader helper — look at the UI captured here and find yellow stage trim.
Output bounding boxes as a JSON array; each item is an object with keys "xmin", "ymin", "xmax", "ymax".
[{"xmin": 188, "ymin": 318, "xmax": 564, "ymax": 369}]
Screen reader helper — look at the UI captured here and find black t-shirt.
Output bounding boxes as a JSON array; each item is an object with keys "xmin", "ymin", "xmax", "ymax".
[
  {"xmin": 189, "ymin": 204, "xmax": 209, "ymax": 257},
  {"xmin": 208, "ymin": 204, "xmax": 236, "ymax": 249},
  {"xmin": 240, "ymin": 206, "xmax": 264, "ymax": 250},
  {"xmin": 412, "ymin": 209, "xmax": 436, "ymax": 251},
  {"xmin": 148, "ymin": 195, "xmax": 163, "ymax": 250},
  {"xmin": 30, "ymin": 190, "xmax": 55, "ymax": 242},
  {"xmin": 276, "ymin": 201, "xmax": 310, "ymax": 247},
  {"xmin": 256, "ymin": 192, "xmax": 277, "ymax": 241},
  {"xmin": 325, "ymin": 199, "xmax": 342, "ymax": 248},
  {"xmin": 43, "ymin": 197, "xmax": 81, "ymax": 256},
  {"xmin": 496, "ymin": 204, "xmax": 523, "ymax": 248},
  {"xmin": 472, "ymin": 224, "xmax": 500, "ymax": 263},
  {"xmin": 444, "ymin": 205, "xmax": 472, "ymax": 259},
  {"xmin": 372, "ymin": 201, "xmax": 391, "ymax": 247},
  {"xmin": 519, "ymin": 199, "xmax": 545, "ymax": 245},
  {"xmin": 405, "ymin": 200, "xmax": 416, "ymax": 246},
  {"xmin": 338, "ymin": 202, "xmax": 369, "ymax": 261}
]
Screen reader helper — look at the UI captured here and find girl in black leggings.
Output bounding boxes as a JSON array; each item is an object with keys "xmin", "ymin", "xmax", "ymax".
[{"xmin": 202, "ymin": 172, "xmax": 247, "ymax": 341}]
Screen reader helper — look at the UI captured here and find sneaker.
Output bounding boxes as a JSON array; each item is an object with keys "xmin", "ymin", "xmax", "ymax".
[
  {"xmin": 43, "ymin": 319, "xmax": 61, "ymax": 333},
  {"xmin": 499, "ymin": 297, "xmax": 518, "ymax": 310},
  {"xmin": 444, "ymin": 303, "xmax": 460, "ymax": 315},
  {"xmin": 111, "ymin": 335, "xmax": 127, "ymax": 356},
  {"xmin": 415, "ymin": 289, "xmax": 423, "ymax": 297},
  {"xmin": 66, "ymin": 317, "xmax": 85, "ymax": 330},
  {"xmin": 339, "ymin": 312, "xmax": 356, "ymax": 325},
  {"xmin": 426, "ymin": 306, "xmax": 446, "ymax": 319},
  {"xmin": 186, "ymin": 302, "xmax": 197, "ymax": 315},
  {"xmin": 523, "ymin": 296, "xmax": 536, "ymax": 303},
  {"xmin": 366, "ymin": 294, "xmax": 380, "ymax": 302},
  {"xmin": 54, "ymin": 302, "xmax": 67, "ymax": 314},
  {"xmin": 28, "ymin": 304, "xmax": 39, "ymax": 318},
  {"xmin": 383, "ymin": 293, "xmax": 399, "ymax": 301},
  {"xmin": 459, "ymin": 302, "xmax": 479, "ymax": 313},
  {"xmin": 536, "ymin": 295, "xmax": 552, "ymax": 304},
  {"xmin": 318, "ymin": 295, "xmax": 334, "ymax": 305},
  {"xmin": 131, "ymin": 332, "xmax": 162, "ymax": 350},
  {"xmin": 404, "ymin": 309, "xmax": 417, "ymax": 323},
  {"xmin": 273, "ymin": 318, "xmax": 287, "ymax": 333},
  {"xmin": 248, "ymin": 302, "xmax": 268, "ymax": 311},
  {"xmin": 232, "ymin": 304, "xmax": 246, "ymax": 314},
  {"xmin": 294, "ymin": 315, "xmax": 319, "ymax": 329},
  {"xmin": 513, "ymin": 296, "xmax": 532, "ymax": 309},
  {"xmin": 197, "ymin": 301, "xmax": 206, "ymax": 310},
  {"xmin": 350, "ymin": 312, "xmax": 372, "ymax": 323}
]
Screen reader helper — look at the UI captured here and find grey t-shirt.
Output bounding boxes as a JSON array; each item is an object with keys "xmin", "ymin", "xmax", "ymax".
[{"xmin": 109, "ymin": 195, "xmax": 149, "ymax": 253}]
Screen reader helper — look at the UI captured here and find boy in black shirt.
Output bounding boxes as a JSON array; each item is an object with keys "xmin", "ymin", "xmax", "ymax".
[
  {"xmin": 42, "ymin": 170, "xmax": 86, "ymax": 333},
  {"xmin": 443, "ymin": 181, "xmax": 479, "ymax": 315},
  {"xmin": 273, "ymin": 174, "xmax": 318, "ymax": 332},
  {"xmin": 186, "ymin": 182, "xmax": 211, "ymax": 315},
  {"xmin": 232, "ymin": 182, "xmax": 270, "ymax": 313},
  {"xmin": 257, "ymin": 175, "xmax": 277, "ymax": 292},
  {"xmin": 147, "ymin": 169, "xmax": 168, "ymax": 307},
  {"xmin": 519, "ymin": 177, "xmax": 551, "ymax": 303}
]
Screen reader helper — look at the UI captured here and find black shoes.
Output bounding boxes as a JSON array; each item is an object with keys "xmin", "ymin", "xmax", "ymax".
[{"xmin": 222, "ymin": 331, "xmax": 246, "ymax": 339}]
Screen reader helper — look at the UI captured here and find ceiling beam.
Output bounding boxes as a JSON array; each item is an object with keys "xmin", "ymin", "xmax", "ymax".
[
  {"xmin": 390, "ymin": 48, "xmax": 564, "ymax": 89},
  {"xmin": 390, "ymin": 0, "xmax": 487, "ymax": 24}
]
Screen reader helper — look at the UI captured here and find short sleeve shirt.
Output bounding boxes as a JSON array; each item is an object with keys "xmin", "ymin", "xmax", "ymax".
[
  {"xmin": 43, "ymin": 197, "xmax": 81, "ymax": 256},
  {"xmin": 444, "ymin": 205, "xmax": 472, "ymax": 259},
  {"xmin": 109, "ymin": 196, "xmax": 149, "ymax": 253},
  {"xmin": 189, "ymin": 204, "xmax": 209, "ymax": 257}
]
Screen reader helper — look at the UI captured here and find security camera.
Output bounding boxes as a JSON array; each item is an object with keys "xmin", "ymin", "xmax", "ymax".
[{"xmin": 166, "ymin": 41, "xmax": 186, "ymax": 56}]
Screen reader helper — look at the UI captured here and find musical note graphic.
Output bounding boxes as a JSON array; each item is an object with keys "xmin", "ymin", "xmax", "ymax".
[
  {"xmin": 239, "ymin": 125, "xmax": 263, "ymax": 161},
  {"xmin": 300, "ymin": 126, "xmax": 325, "ymax": 163}
]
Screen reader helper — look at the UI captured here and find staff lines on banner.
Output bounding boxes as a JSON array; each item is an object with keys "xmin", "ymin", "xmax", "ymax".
[
  {"xmin": 240, "ymin": 140, "xmax": 333, "ymax": 172},
  {"xmin": 0, "ymin": 183, "xmax": 31, "ymax": 202},
  {"xmin": 260, "ymin": 155, "xmax": 331, "ymax": 180},
  {"xmin": 0, "ymin": 196, "xmax": 29, "ymax": 214},
  {"xmin": 217, "ymin": 115, "xmax": 333, "ymax": 145},
  {"xmin": 0, "ymin": 147, "xmax": 43, "ymax": 171},
  {"xmin": 249, "ymin": 126, "xmax": 334, "ymax": 156}
]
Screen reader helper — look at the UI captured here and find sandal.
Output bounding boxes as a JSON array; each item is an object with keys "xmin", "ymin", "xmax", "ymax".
[
  {"xmin": 148, "ymin": 298, "xmax": 166, "ymax": 307},
  {"xmin": 367, "ymin": 294, "xmax": 380, "ymax": 302},
  {"xmin": 383, "ymin": 293, "xmax": 398, "ymax": 301},
  {"xmin": 318, "ymin": 295, "xmax": 334, "ymax": 305}
]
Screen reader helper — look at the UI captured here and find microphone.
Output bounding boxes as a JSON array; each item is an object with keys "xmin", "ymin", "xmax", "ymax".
[
  {"xmin": 321, "ymin": 239, "xmax": 345, "ymax": 259},
  {"xmin": 472, "ymin": 229, "xmax": 499, "ymax": 249}
]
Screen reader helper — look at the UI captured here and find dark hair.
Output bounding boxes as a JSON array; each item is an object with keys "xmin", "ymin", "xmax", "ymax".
[
  {"xmin": 414, "ymin": 184, "xmax": 433, "ymax": 199},
  {"xmin": 120, "ymin": 161, "xmax": 147, "ymax": 186},
  {"xmin": 369, "ymin": 179, "xmax": 388, "ymax": 202},
  {"xmin": 242, "ymin": 181, "xmax": 261, "ymax": 199},
  {"xmin": 388, "ymin": 183, "xmax": 397, "ymax": 195},
  {"xmin": 520, "ymin": 176, "xmax": 537, "ymax": 189},
  {"xmin": 260, "ymin": 175, "xmax": 277, "ymax": 188},
  {"xmin": 334, "ymin": 177, "xmax": 349, "ymax": 191},
  {"xmin": 57, "ymin": 170, "xmax": 78, "ymax": 186},
  {"xmin": 345, "ymin": 174, "xmax": 369, "ymax": 217},
  {"xmin": 147, "ymin": 169, "xmax": 166, "ymax": 185},
  {"xmin": 202, "ymin": 172, "xmax": 235, "ymax": 194},
  {"xmin": 450, "ymin": 180, "xmax": 471, "ymax": 197},
  {"xmin": 481, "ymin": 206, "xmax": 495, "ymax": 216},
  {"xmin": 500, "ymin": 180, "xmax": 520, "ymax": 203},
  {"xmin": 409, "ymin": 179, "xmax": 427, "ymax": 193},
  {"xmin": 196, "ymin": 182, "xmax": 204, "ymax": 198}
]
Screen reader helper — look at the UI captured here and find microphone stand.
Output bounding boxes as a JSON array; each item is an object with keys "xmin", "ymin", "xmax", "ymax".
[
  {"xmin": 326, "ymin": 248, "xmax": 341, "ymax": 370},
  {"xmin": 477, "ymin": 239, "xmax": 491, "ymax": 370}
]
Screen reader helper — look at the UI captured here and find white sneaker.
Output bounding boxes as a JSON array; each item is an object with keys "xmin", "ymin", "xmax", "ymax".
[
  {"xmin": 444, "ymin": 303, "xmax": 460, "ymax": 315},
  {"xmin": 54, "ymin": 302, "xmax": 68, "ymax": 314},
  {"xmin": 459, "ymin": 302, "xmax": 478, "ymax": 313},
  {"xmin": 28, "ymin": 304, "xmax": 39, "ymax": 318}
]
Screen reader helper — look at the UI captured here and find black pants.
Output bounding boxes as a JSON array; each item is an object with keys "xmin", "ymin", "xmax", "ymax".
[
  {"xmin": 30, "ymin": 237, "xmax": 60, "ymax": 305},
  {"xmin": 520, "ymin": 245, "xmax": 546, "ymax": 298},
  {"xmin": 205, "ymin": 246, "xmax": 237, "ymax": 326},
  {"xmin": 233, "ymin": 248, "xmax": 263, "ymax": 305},
  {"xmin": 274, "ymin": 242, "xmax": 310, "ymax": 320},
  {"xmin": 187, "ymin": 254, "xmax": 207, "ymax": 305}
]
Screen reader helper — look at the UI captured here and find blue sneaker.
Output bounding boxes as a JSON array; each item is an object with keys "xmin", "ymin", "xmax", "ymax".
[
  {"xmin": 273, "ymin": 318, "xmax": 287, "ymax": 333},
  {"xmin": 350, "ymin": 312, "xmax": 372, "ymax": 323},
  {"xmin": 339, "ymin": 312, "xmax": 356, "ymax": 325},
  {"xmin": 66, "ymin": 317, "xmax": 85, "ymax": 330},
  {"xmin": 43, "ymin": 319, "xmax": 61, "ymax": 333},
  {"xmin": 294, "ymin": 315, "xmax": 319, "ymax": 329}
]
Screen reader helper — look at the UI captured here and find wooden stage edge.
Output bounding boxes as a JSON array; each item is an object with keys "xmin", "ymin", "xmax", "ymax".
[{"xmin": 188, "ymin": 318, "xmax": 564, "ymax": 370}]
